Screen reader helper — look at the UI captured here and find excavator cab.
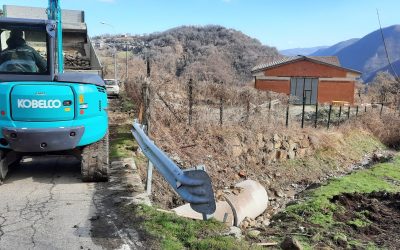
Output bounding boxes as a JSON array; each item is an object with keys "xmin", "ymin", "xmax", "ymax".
[
  {"xmin": 0, "ymin": 19, "xmax": 55, "ymax": 79},
  {"xmin": 0, "ymin": 11, "xmax": 109, "ymax": 182}
]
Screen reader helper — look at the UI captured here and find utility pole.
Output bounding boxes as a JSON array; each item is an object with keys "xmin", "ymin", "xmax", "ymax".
[
  {"xmin": 100, "ymin": 21, "xmax": 117, "ymax": 80},
  {"xmin": 125, "ymin": 42, "xmax": 129, "ymax": 79}
]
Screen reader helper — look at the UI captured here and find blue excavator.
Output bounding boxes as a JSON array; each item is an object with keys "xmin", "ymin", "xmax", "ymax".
[{"xmin": 0, "ymin": 1, "xmax": 109, "ymax": 182}]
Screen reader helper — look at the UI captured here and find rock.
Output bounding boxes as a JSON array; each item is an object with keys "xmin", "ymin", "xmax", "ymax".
[
  {"xmin": 276, "ymin": 150, "xmax": 288, "ymax": 161},
  {"xmin": 280, "ymin": 236, "xmax": 303, "ymax": 250},
  {"xmin": 241, "ymin": 221, "xmax": 249, "ymax": 229},
  {"xmin": 247, "ymin": 229, "xmax": 261, "ymax": 239},
  {"xmin": 282, "ymin": 141, "xmax": 290, "ymax": 150},
  {"xmin": 238, "ymin": 171, "xmax": 246, "ymax": 178},
  {"xmin": 274, "ymin": 141, "xmax": 282, "ymax": 149},
  {"xmin": 266, "ymin": 141, "xmax": 274, "ymax": 151},
  {"xmin": 257, "ymin": 133, "xmax": 264, "ymax": 147},
  {"xmin": 224, "ymin": 226, "xmax": 242, "ymax": 239},
  {"xmin": 273, "ymin": 134, "xmax": 281, "ymax": 142},
  {"xmin": 275, "ymin": 189, "xmax": 285, "ymax": 198},
  {"xmin": 288, "ymin": 150, "xmax": 296, "ymax": 159},
  {"xmin": 249, "ymin": 219, "xmax": 256, "ymax": 227},
  {"xmin": 288, "ymin": 140, "xmax": 297, "ymax": 151},
  {"xmin": 262, "ymin": 219, "xmax": 271, "ymax": 227}
]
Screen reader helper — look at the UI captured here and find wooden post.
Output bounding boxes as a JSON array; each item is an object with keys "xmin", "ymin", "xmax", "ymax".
[
  {"xmin": 356, "ymin": 105, "xmax": 359, "ymax": 117},
  {"xmin": 327, "ymin": 105, "xmax": 332, "ymax": 129},
  {"xmin": 301, "ymin": 95, "xmax": 306, "ymax": 128},
  {"xmin": 188, "ymin": 79, "xmax": 194, "ymax": 126},
  {"xmin": 347, "ymin": 106, "xmax": 350, "ymax": 120},
  {"xmin": 219, "ymin": 96, "xmax": 224, "ymax": 126},
  {"xmin": 380, "ymin": 103, "xmax": 384, "ymax": 117},
  {"xmin": 143, "ymin": 60, "xmax": 153, "ymax": 196},
  {"xmin": 314, "ymin": 103, "xmax": 318, "ymax": 128},
  {"xmin": 285, "ymin": 105, "xmax": 289, "ymax": 128}
]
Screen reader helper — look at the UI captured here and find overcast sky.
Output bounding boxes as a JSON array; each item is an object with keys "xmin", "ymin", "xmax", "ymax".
[{"xmin": 3, "ymin": 0, "xmax": 399, "ymax": 50}]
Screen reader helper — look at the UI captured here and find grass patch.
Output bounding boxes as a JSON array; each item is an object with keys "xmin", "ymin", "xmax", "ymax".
[
  {"xmin": 132, "ymin": 205, "xmax": 255, "ymax": 250},
  {"xmin": 285, "ymin": 156, "xmax": 400, "ymax": 227},
  {"xmin": 347, "ymin": 218, "xmax": 371, "ymax": 228},
  {"xmin": 274, "ymin": 155, "xmax": 400, "ymax": 249},
  {"xmin": 109, "ymin": 124, "xmax": 137, "ymax": 159}
]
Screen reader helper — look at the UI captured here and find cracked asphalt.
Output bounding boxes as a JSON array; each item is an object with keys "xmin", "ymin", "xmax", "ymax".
[{"xmin": 0, "ymin": 156, "xmax": 146, "ymax": 250}]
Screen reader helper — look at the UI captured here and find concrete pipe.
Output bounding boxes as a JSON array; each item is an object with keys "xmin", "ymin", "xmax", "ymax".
[
  {"xmin": 173, "ymin": 180, "xmax": 268, "ymax": 226},
  {"xmin": 225, "ymin": 180, "xmax": 269, "ymax": 226}
]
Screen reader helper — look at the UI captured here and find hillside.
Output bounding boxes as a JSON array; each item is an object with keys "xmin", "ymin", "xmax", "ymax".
[
  {"xmin": 311, "ymin": 38, "xmax": 359, "ymax": 56},
  {"xmin": 280, "ymin": 46, "xmax": 328, "ymax": 56},
  {"xmin": 335, "ymin": 25, "xmax": 400, "ymax": 80},
  {"xmin": 365, "ymin": 59, "xmax": 400, "ymax": 82},
  {"xmin": 309, "ymin": 25, "xmax": 400, "ymax": 81},
  {"xmin": 95, "ymin": 25, "xmax": 280, "ymax": 85}
]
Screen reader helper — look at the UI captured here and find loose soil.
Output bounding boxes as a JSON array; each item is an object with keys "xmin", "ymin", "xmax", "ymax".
[{"xmin": 332, "ymin": 192, "xmax": 400, "ymax": 249}]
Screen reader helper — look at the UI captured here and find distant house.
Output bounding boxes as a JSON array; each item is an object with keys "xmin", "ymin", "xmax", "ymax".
[{"xmin": 251, "ymin": 56, "xmax": 361, "ymax": 104}]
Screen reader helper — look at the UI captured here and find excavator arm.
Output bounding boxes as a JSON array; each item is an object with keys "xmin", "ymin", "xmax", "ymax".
[{"xmin": 47, "ymin": 0, "xmax": 64, "ymax": 73}]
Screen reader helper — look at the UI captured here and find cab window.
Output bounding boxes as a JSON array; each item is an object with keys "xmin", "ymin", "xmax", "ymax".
[{"xmin": 0, "ymin": 26, "xmax": 48, "ymax": 74}]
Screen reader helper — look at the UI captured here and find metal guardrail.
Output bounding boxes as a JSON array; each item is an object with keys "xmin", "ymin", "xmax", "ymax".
[{"xmin": 131, "ymin": 120, "xmax": 216, "ymax": 217}]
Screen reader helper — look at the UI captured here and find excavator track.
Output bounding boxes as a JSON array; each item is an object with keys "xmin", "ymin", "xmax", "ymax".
[
  {"xmin": 0, "ymin": 150, "xmax": 21, "ymax": 183},
  {"xmin": 81, "ymin": 132, "xmax": 109, "ymax": 182},
  {"xmin": 0, "ymin": 150, "xmax": 7, "ymax": 182}
]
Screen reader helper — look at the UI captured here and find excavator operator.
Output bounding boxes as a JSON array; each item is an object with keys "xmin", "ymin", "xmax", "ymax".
[{"xmin": 0, "ymin": 30, "xmax": 47, "ymax": 73}]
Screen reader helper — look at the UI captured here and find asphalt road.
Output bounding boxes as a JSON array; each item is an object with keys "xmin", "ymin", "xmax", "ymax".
[{"xmin": 0, "ymin": 156, "xmax": 145, "ymax": 250}]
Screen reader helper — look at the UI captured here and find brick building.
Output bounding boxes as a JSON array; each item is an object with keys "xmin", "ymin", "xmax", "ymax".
[{"xmin": 251, "ymin": 56, "xmax": 361, "ymax": 104}]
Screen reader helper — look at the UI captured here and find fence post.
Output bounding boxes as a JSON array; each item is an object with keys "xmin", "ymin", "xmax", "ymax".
[
  {"xmin": 219, "ymin": 96, "xmax": 224, "ymax": 126},
  {"xmin": 142, "ymin": 76, "xmax": 153, "ymax": 195},
  {"xmin": 142, "ymin": 80, "xmax": 151, "ymax": 133},
  {"xmin": 380, "ymin": 103, "xmax": 384, "ymax": 117},
  {"xmin": 286, "ymin": 104, "xmax": 289, "ymax": 128},
  {"xmin": 347, "ymin": 106, "xmax": 350, "ymax": 120},
  {"xmin": 246, "ymin": 99, "xmax": 250, "ymax": 123},
  {"xmin": 365, "ymin": 105, "xmax": 367, "ymax": 113},
  {"xmin": 301, "ymin": 95, "xmax": 306, "ymax": 128},
  {"xmin": 188, "ymin": 78, "xmax": 193, "ymax": 126},
  {"xmin": 314, "ymin": 103, "xmax": 318, "ymax": 128},
  {"xmin": 327, "ymin": 104, "xmax": 332, "ymax": 129},
  {"xmin": 356, "ymin": 105, "xmax": 359, "ymax": 117}
]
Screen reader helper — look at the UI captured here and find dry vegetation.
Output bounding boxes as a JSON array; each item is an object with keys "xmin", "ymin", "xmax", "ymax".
[
  {"xmin": 99, "ymin": 25, "xmax": 400, "ymax": 250},
  {"xmin": 123, "ymin": 77, "xmax": 398, "ymax": 212}
]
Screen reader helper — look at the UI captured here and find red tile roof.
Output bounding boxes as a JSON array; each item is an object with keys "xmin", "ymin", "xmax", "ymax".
[{"xmin": 252, "ymin": 56, "xmax": 360, "ymax": 74}]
